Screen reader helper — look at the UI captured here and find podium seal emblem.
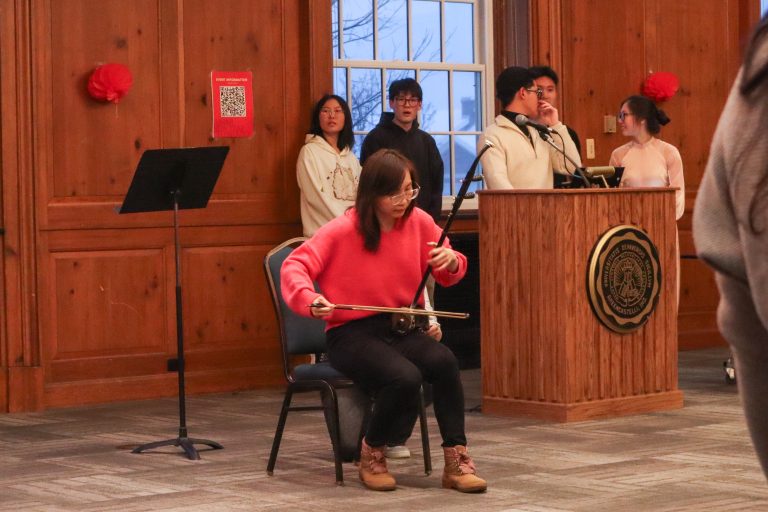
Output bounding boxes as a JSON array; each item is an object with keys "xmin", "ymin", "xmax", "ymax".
[{"xmin": 586, "ymin": 225, "xmax": 661, "ymax": 333}]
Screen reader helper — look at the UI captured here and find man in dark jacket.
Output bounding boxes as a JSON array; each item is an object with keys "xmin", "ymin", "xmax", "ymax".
[{"xmin": 361, "ymin": 78, "xmax": 444, "ymax": 221}]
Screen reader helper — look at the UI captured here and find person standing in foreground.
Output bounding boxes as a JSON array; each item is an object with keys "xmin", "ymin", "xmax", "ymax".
[
  {"xmin": 693, "ymin": 14, "xmax": 768, "ymax": 481},
  {"xmin": 281, "ymin": 149, "xmax": 487, "ymax": 493},
  {"xmin": 479, "ymin": 66, "xmax": 581, "ymax": 189}
]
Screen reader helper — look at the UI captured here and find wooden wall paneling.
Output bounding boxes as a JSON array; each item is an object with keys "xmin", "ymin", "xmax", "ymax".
[
  {"xmin": 38, "ymin": 223, "xmax": 289, "ymax": 408},
  {"xmin": 0, "ymin": 0, "xmax": 393, "ymax": 411},
  {"xmin": 47, "ymin": 0, "xmax": 163, "ymax": 202},
  {"xmin": 39, "ymin": 0, "xmax": 182, "ymax": 229},
  {"xmin": 2, "ymin": 0, "xmax": 43, "ymax": 412},
  {"xmin": 530, "ymin": 0, "xmax": 756, "ymax": 350},
  {"xmin": 529, "ymin": 0, "xmax": 562, "ymax": 71},
  {"xmin": 559, "ymin": 0, "xmax": 647, "ymax": 166},
  {"xmin": 0, "ymin": 0, "xmax": 16, "ymax": 411},
  {"xmin": 643, "ymin": 0, "xmax": 743, "ymax": 349},
  {"xmin": 183, "ymin": 0, "xmax": 281, "ymax": 196}
]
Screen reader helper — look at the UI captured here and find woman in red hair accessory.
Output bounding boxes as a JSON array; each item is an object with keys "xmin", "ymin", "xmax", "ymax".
[{"xmin": 610, "ymin": 95, "xmax": 685, "ymax": 301}]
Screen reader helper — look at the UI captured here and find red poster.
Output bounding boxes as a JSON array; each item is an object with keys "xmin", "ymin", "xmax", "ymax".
[{"xmin": 211, "ymin": 71, "xmax": 254, "ymax": 138}]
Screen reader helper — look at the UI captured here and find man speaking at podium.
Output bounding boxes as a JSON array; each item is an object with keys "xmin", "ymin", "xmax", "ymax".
[{"xmin": 478, "ymin": 66, "xmax": 581, "ymax": 189}]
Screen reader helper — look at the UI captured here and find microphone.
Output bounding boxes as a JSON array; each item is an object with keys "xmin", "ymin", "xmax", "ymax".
[
  {"xmin": 583, "ymin": 166, "xmax": 616, "ymax": 178},
  {"xmin": 514, "ymin": 114, "xmax": 554, "ymax": 136}
]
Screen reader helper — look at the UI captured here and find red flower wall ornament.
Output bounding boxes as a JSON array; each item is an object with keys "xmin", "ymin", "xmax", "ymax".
[
  {"xmin": 87, "ymin": 63, "xmax": 133, "ymax": 103},
  {"xmin": 641, "ymin": 71, "xmax": 679, "ymax": 102}
]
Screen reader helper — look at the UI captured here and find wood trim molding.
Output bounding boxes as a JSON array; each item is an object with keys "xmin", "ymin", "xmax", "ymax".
[
  {"xmin": 307, "ymin": 0, "xmax": 333, "ymax": 101},
  {"xmin": 1, "ymin": 0, "xmax": 41, "ymax": 374},
  {"xmin": 529, "ymin": 0, "xmax": 563, "ymax": 70}
]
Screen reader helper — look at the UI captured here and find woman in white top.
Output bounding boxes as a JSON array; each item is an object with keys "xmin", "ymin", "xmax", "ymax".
[
  {"xmin": 609, "ymin": 95, "xmax": 685, "ymax": 220},
  {"xmin": 610, "ymin": 95, "xmax": 685, "ymax": 304},
  {"xmin": 296, "ymin": 94, "xmax": 362, "ymax": 237}
]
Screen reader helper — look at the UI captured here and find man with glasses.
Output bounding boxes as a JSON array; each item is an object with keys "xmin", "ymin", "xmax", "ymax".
[
  {"xmin": 478, "ymin": 66, "xmax": 581, "ymax": 189},
  {"xmin": 360, "ymin": 78, "xmax": 445, "ymax": 460},
  {"xmin": 361, "ymin": 78, "xmax": 444, "ymax": 222}
]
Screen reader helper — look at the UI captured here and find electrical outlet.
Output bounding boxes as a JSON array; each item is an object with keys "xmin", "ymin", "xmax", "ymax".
[
  {"xmin": 603, "ymin": 115, "xmax": 617, "ymax": 133},
  {"xmin": 586, "ymin": 138, "xmax": 595, "ymax": 159}
]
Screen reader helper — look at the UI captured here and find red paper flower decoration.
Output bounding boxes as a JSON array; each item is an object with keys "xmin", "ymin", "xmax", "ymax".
[
  {"xmin": 641, "ymin": 71, "xmax": 679, "ymax": 102},
  {"xmin": 87, "ymin": 63, "xmax": 133, "ymax": 104}
]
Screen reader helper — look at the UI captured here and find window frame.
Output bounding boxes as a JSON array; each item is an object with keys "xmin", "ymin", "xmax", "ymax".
[{"xmin": 332, "ymin": 0, "xmax": 495, "ymax": 212}]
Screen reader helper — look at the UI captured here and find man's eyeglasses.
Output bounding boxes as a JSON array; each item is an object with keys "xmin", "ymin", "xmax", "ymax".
[
  {"xmin": 393, "ymin": 96, "xmax": 421, "ymax": 107},
  {"xmin": 320, "ymin": 108, "xmax": 344, "ymax": 117},
  {"xmin": 389, "ymin": 186, "xmax": 420, "ymax": 206},
  {"xmin": 525, "ymin": 88, "xmax": 543, "ymax": 99},
  {"xmin": 617, "ymin": 111, "xmax": 634, "ymax": 122}
]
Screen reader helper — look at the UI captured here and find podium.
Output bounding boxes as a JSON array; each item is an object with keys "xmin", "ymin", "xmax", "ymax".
[{"xmin": 478, "ymin": 188, "xmax": 683, "ymax": 422}]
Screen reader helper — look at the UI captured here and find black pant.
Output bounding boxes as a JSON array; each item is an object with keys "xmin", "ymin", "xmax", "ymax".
[{"xmin": 326, "ymin": 314, "xmax": 466, "ymax": 448}]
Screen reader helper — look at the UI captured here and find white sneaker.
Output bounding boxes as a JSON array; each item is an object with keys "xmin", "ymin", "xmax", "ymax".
[{"xmin": 386, "ymin": 445, "xmax": 411, "ymax": 459}]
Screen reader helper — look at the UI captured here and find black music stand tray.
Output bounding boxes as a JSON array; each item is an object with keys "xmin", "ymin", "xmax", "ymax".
[{"xmin": 119, "ymin": 146, "xmax": 229, "ymax": 460}]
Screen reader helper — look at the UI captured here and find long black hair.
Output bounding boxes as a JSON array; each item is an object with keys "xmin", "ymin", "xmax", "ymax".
[
  {"xmin": 621, "ymin": 95, "xmax": 670, "ymax": 135},
  {"xmin": 308, "ymin": 94, "xmax": 355, "ymax": 151},
  {"xmin": 355, "ymin": 149, "xmax": 418, "ymax": 252}
]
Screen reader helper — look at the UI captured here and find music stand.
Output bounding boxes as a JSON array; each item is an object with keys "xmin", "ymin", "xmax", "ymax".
[{"xmin": 119, "ymin": 146, "xmax": 229, "ymax": 460}]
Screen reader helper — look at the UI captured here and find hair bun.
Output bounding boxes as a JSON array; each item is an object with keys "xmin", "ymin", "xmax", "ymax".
[{"xmin": 656, "ymin": 108, "xmax": 671, "ymax": 126}]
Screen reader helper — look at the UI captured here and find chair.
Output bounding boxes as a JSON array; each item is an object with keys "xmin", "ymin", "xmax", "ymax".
[{"xmin": 264, "ymin": 237, "xmax": 432, "ymax": 485}]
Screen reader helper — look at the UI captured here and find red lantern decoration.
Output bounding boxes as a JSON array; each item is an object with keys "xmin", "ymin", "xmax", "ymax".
[
  {"xmin": 87, "ymin": 63, "xmax": 133, "ymax": 104},
  {"xmin": 641, "ymin": 71, "xmax": 679, "ymax": 102}
]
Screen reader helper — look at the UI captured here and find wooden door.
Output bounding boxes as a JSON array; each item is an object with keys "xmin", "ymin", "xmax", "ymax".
[{"xmin": 0, "ymin": 0, "xmax": 332, "ymax": 411}]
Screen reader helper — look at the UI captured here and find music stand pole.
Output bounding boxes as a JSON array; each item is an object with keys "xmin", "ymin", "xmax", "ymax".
[
  {"xmin": 121, "ymin": 146, "xmax": 229, "ymax": 460},
  {"xmin": 131, "ymin": 189, "xmax": 223, "ymax": 460}
]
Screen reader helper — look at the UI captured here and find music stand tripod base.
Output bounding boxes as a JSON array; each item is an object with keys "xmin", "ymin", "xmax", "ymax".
[{"xmin": 132, "ymin": 434, "xmax": 224, "ymax": 461}]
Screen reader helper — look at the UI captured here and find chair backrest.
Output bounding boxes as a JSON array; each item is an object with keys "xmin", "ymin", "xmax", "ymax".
[{"xmin": 264, "ymin": 237, "xmax": 329, "ymax": 380}]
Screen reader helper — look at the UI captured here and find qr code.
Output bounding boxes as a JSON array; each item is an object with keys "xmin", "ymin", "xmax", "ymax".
[{"xmin": 219, "ymin": 86, "xmax": 246, "ymax": 117}]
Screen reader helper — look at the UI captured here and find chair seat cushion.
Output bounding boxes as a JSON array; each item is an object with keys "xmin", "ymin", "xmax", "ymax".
[{"xmin": 292, "ymin": 362, "xmax": 348, "ymax": 381}]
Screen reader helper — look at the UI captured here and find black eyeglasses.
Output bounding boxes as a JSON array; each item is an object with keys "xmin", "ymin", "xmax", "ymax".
[
  {"xmin": 393, "ymin": 96, "xmax": 421, "ymax": 106},
  {"xmin": 617, "ymin": 111, "xmax": 634, "ymax": 122},
  {"xmin": 525, "ymin": 88, "xmax": 543, "ymax": 99}
]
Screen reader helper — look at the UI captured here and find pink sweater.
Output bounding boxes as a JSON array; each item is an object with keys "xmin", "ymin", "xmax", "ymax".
[{"xmin": 281, "ymin": 208, "xmax": 467, "ymax": 330}]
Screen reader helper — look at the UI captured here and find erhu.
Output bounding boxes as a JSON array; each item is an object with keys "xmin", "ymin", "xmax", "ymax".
[{"xmin": 388, "ymin": 141, "xmax": 493, "ymax": 335}]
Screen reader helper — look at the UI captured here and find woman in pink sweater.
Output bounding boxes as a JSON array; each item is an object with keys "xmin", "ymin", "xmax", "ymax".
[{"xmin": 281, "ymin": 149, "xmax": 486, "ymax": 493}]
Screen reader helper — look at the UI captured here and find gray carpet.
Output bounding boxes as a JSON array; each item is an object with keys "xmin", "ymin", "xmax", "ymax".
[{"xmin": 0, "ymin": 347, "xmax": 766, "ymax": 511}]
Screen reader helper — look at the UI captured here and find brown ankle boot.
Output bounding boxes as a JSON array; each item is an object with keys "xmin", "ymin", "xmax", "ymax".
[
  {"xmin": 359, "ymin": 439, "xmax": 396, "ymax": 491},
  {"xmin": 442, "ymin": 445, "xmax": 487, "ymax": 493}
]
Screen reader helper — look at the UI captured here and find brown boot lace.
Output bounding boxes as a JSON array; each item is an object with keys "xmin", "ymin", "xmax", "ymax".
[
  {"xmin": 447, "ymin": 446, "xmax": 477, "ymax": 475},
  {"xmin": 362, "ymin": 442, "xmax": 389, "ymax": 474}
]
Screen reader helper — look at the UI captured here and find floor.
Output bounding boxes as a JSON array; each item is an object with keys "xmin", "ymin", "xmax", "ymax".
[{"xmin": 0, "ymin": 347, "xmax": 766, "ymax": 511}]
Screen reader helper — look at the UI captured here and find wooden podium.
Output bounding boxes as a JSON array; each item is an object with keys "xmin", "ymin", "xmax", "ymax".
[{"xmin": 478, "ymin": 188, "xmax": 683, "ymax": 422}]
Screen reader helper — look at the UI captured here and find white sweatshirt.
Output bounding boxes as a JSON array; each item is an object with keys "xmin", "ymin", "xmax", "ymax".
[{"xmin": 296, "ymin": 134, "xmax": 361, "ymax": 237}]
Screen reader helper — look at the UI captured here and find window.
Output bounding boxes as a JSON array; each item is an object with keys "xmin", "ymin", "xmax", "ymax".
[{"xmin": 332, "ymin": 0, "xmax": 494, "ymax": 202}]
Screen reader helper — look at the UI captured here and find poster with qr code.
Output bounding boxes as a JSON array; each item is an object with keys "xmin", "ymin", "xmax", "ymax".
[{"xmin": 211, "ymin": 71, "xmax": 254, "ymax": 138}]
